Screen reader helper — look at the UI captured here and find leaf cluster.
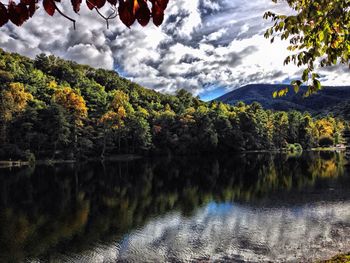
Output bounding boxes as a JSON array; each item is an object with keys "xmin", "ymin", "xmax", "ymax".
[
  {"xmin": 0, "ymin": 0, "xmax": 168, "ymax": 29},
  {"xmin": 264, "ymin": 0, "xmax": 350, "ymax": 95}
]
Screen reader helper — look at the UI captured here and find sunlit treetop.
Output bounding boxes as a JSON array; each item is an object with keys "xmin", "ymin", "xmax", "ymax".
[
  {"xmin": 0, "ymin": 0, "xmax": 169, "ymax": 29},
  {"xmin": 265, "ymin": 0, "xmax": 350, "ymax": 96}
]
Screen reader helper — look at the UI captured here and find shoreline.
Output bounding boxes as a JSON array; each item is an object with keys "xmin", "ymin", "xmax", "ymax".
[
  {"xmin": 0, "ymin": 148, "xmax": 346, "ymax": 168},
  {"xmin": 0, "ymin": 160, "xmax": 29, "ymax": 168},
  {"xmin": 0, "ymin": 154, "xmax": 144, "ymax": 168}
]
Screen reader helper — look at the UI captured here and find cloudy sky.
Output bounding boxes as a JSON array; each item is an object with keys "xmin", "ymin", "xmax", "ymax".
[{"xmin": 0, "ymin": 0, "xmax": 349, "ymax": 100}]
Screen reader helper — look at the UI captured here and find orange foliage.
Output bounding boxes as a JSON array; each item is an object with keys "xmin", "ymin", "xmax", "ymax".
[
  {"xmin": 99, "ymin": 110, "xmax": 124, "ymax": 130},
  {"xmin": 0, "ymin": 82, "xmax": 33, "ymax": 121},
  {"xmin": 53, "ymin": 87, "xmax": 88, "ymax": 125}
]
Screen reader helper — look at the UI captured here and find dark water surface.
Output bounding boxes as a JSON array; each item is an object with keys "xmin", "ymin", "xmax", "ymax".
[{"xmin": 1, "ymin": 152, "xmax": 350, "ymax": 262}]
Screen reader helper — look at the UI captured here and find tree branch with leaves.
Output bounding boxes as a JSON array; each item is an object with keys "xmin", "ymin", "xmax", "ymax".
[
  {"xmin": 264, "ymin": 0, "xmax": 350, "ymax": 96},
  {"xmin": 0, "ymin": 0, "xmax": 169, "ymax": 29}
]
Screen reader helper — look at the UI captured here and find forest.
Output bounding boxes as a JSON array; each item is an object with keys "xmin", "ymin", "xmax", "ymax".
[{"xmin": 0, "ymin": 49, "xmax": 346, "ymax": 161}]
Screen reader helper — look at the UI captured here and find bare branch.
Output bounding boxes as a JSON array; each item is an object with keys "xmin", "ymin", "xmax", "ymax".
[
  {"xmin": 94, "ymin": 5, "xmax": 117, "ymax": 29},
  {"xmin": 53, "ymin": 2, "xmax": 76, "ymax": 30}
]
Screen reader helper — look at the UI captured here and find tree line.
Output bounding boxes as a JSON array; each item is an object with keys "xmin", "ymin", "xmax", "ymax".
[{"xmin": 0, "ymin": 49, "xmax": 345, "ymax": 161}]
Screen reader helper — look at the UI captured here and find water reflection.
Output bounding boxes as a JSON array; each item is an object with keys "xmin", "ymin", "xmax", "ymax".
[
  {"xmin": 0, "ymin": 152, "xmax": 349, "ymax": 262},
  {"xmin": 115, "ymin": 201, "xmax": 350, "ymax": 262}
]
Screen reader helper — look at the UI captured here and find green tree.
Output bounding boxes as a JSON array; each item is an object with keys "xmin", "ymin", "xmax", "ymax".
[
  {"xmin": 53, "ymin": 87, "xmax": 88, "ymax": 157},
  {"xmin": 299, "ymin": 113, "xmax": 317, "ymax": 149},
  {"xmin": 273, "ymin": 111, "xmax": 289, "ymax": 148},
  {"xmin": 264, "ymin": 0, "xmax": 350, "ymax": 94},
  {"xmin": 287, "ymin": 111, "xmax": 302, "ymax": 143},
  {"xmin": 127, "ymin": 114, "xmax": 152, "ymax": 152},
  {"xmin": 0, "ymin": 82, "xmax": 33, "ymax": 144},
  {"xmin": 39, "ymin": 104, "xmax": 71, "ymax": 158}
]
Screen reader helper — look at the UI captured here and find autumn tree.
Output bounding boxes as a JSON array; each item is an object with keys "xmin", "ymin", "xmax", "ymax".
[
  {"xmin": 99, "ymin": 110, "xmax": 124, "ymax": 158},
  {"xmin": 0, "ymin": 82, "xmax": 33, "ymax": 144},
  {"xmin": 53, "ymin": 87, "xmax": 88, "ymax": 156},
  {"xmin": 98, "ymin": 90, "xmax": 133, "ymax": 157},
  {"xmin": 315, "ymin": 116, "xmax": 345, "ymax": 146},
  {"xmin": 265, "ymin": 0, "xmax": 350, "ymax": 95},
  {"xmin": 53, "ymin": 87, "xmax": 88, "ymax": 124}
]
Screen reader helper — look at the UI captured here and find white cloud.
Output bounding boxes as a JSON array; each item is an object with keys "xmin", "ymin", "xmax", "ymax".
[
  {"xmin": 66, "ymin": 44, "xmax": 114, "ymax": 69},
  {"xmin": 204, "ymin": 28, "xmax": 227, "ymax": 42}
]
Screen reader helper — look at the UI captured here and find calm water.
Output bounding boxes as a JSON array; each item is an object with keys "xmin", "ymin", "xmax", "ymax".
[{"xmin": 1, "ymin": 152, "xmax": 350, "ymax": 262}]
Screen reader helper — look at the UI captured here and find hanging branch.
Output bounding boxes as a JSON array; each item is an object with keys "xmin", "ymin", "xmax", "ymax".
[
  {"xmin": 53, "ymin": 2, "xmax": 76, "ymax": 29},
  {"xmin": 94, "ymin": 5, "xmax": 118, "ymax": 29},
  {"xmin": 0, "ymin": 0, "xmax": 169, "ymax": 29}
]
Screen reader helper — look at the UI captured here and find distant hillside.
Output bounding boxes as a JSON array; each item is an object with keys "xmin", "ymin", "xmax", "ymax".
[
  {"xmin": 0, "ymin": 49, "xmax": 345, "ymax": 159},
  {"xmin": 215, "ymin": 84, "xmax": 350, "ymax": 113}
]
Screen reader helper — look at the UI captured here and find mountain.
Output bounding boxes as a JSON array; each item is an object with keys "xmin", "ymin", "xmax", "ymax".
[{"xmin": 215, "ymin": 84, "xmax": 350, "ymax": 113}]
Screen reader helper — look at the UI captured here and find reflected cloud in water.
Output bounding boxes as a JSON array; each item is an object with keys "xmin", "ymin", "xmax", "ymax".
[
  {"xmin": 74, "ymin": 200, "xmax": 350, "ymax": 262},
  {"xmin": 0, "ymin": 151, "xmax": 350, "ymax": 262}
]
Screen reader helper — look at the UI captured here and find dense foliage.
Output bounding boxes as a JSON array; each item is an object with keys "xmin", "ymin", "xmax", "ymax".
[
  {"xmin": 0, "ymin": 49, "xmax": 345, "ymax": 161},
  {"xmin": 265, "ymin": 0, "xmax": 350, "ymax": 95}
]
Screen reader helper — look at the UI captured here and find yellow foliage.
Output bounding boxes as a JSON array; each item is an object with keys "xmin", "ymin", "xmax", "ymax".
[
  {"xmin": 48, "ymin": 80, "xmax": 58, "ymax": 90},
  {"xmin": 117, "ymin": 106, "xmax": 126, "ymax": 119},
  {"xmin": 0, "ymin": 82, "xmax": 33, "ymax": 121},
  {"xmin": 181, "ymin": 107, "xmax": 196, "ymax": 124},
  {"xmin": 185, "ymin": 107, "xmax": 196, "ymax": 115},
  {"xmin": 315, "ymin": 119, "xmax": 334, "ymax": 137},
  {"xmin": 217, "ymin": 103, "xmax": 229, "ymax": 115},
  {"xmin": 109, "ymin": 90, "xmax": 134, "ymax": 116},
  {"xmin": 196, "ymin": 105, "xmax": 209, "ymax": 115},
  {"xmin": 336, "ymin": 119, "xmax": 345, "ymax": 132},
  {"xmin": 161, "ymin": 103, "xmax": 176, "ymax": 117},
  {"xmin": 137, "ymin": 106, "xmax": 149, "ymax": 118},
  {"xmin": 53, "ymin": 87, "xmax": 88, "ymax": 124},
  {"xmin": 99, "ymin": 107, "xmax": 126, "ymax": 130},
  {"xmin": 111, "ymin": 90, "xmax": 129, "ymax": 110}
]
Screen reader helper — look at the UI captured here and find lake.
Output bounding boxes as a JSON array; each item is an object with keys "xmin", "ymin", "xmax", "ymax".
[{"xmin": 0, "ymin": 151, "xmax": 350, "ymax": 262}]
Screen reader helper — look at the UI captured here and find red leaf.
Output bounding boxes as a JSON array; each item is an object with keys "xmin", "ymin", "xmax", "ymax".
[
  {"xmin": 0, "ymin": 2, "xmax": 8, "ymax": 27},
  {"xmin": 86, "ymin": 0, "xmax": 106, "ymax": 9},
  {"xmin": 71, "ymin": 0, "xmax": 82, "ymax": 12},
  {"xmin": 8, "ymin": 2, "xmax": 29, "ymax": 26},
  {"xmin": 135, "ymin": 0, "xmax": 150, "ymax": 26},
  {"xmin": 107, "ymin": 0, "xmax": 117, "ymax": 5},
  {"xmin": 43, "ymin": 0, "xmax": 56, "ymax": 16},
  {"xmin": 28, "ymin": 0, "xmax": 37, "ymax": 17},
  {"xmin": 156, "ymin": 0, "xmax": 168, "ymax": 10},
  {"xmin": 95, "ymin": 0, "xmax": 106, "ymax": 9},
  {"xmin": 118, "ymin": 0, "xmax": 135, "ymax": 27},
  {"xmin": 21, "ymin": 0, "xmax": 37, "ymax": 17},
  {"xmin": 86, "ymin": 0, "xmax": 94, "ymax": 10},
  {"xmin": 151, "ymin": 1, "xmax": 164, "ymax": 26}
]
